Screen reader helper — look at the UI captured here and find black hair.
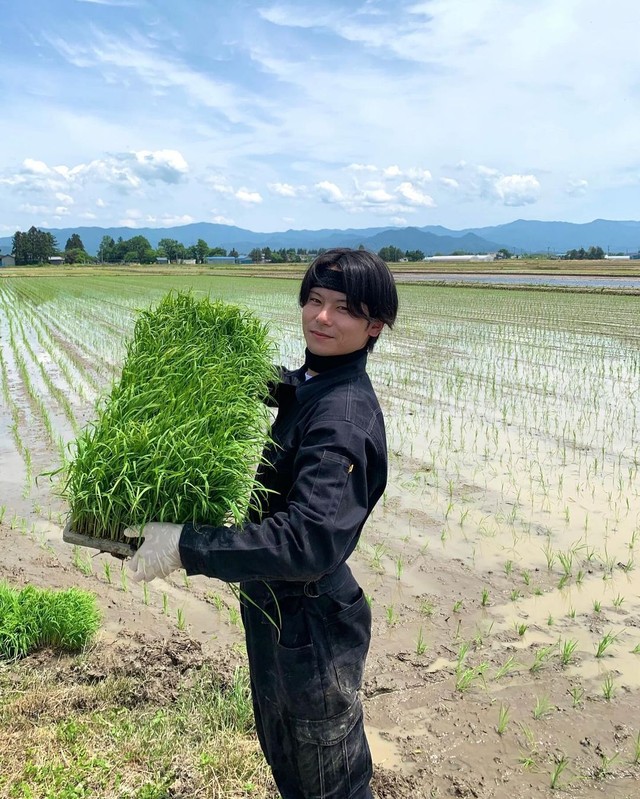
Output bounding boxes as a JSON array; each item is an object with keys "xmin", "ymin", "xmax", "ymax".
[{"xmin": 299, "ymin": 248, "xmax": 398, "ymax": 351}]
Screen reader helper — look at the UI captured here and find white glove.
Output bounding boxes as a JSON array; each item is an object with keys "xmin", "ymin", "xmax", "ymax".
[{"xmin": 123, "ymin": 522, "xmax": 183, "ymax": 583}]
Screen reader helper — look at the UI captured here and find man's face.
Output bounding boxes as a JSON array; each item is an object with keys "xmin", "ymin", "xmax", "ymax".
[{"xmin": 302, "ymin": 286, "xmax": 383, "ymax": 357}]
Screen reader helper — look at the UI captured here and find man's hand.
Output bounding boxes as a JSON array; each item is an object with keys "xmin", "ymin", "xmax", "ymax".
[{"xmin": 123, "ymin": 522, "xmax": 183, "ymax": 582}]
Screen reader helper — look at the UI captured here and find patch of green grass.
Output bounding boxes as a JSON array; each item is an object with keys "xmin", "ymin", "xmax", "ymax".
[
  {"xmin": 0, "ymin": 581, "xmax": 100, "ymax": 661},
  {"xmin": 0, "ymin": 659, "xmax": 272, "ymax": 798}
]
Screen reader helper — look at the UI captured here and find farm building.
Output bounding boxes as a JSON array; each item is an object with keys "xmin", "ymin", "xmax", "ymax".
[
  {"xmin": 205, "ymin": 255, "xmax": 253, "ymax": 265},
  {"xmin": 424, "ymin": 254, "xmax": 496, "ymax": 262},
  {"xmin": 47, "ymin": 256, "xmax": 64, "ymax": 265},
  {"xmin": 604, "ymin": 254, "xmax": 631, "ymax": 260},
  {"xmin": 1, "ymin": 254, "xmax": 16, "ymax": 267}
]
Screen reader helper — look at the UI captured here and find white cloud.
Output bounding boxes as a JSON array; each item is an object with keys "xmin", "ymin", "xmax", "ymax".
[
  {"xmin": 55, "ymin": 192, "xmax": 74, "ymax": 204},
  {"xmin": 347, "ymin": 163, "xmax": 378, "ymax": 172},
  {"xmin": 235, "ymin": 188, "xmax": 263, "ymax": 204},
  {"xmin": 316, "ymin": 181, "xmax": 345, "ymax": 203},
  {"xmin": 396, "ymin": 181, "xmax": 436, "ymax": 207},
  {"xmin": 382, "ymin": 165, "xmax": 402, "ymax": 178},
  {"xmin": 211, "ymin": 214, "xmax": 235, "ymax": 225},
  {"xmin": 494, "ymin": 174, "xmax": 541, "ymax": 206},
  {"xmin": 565, "ymin": 178, "xmax": 588, "ymax": 196},
  {"xmin": 440, "ymin": 177, "xmax": 460, "ymax": 189},
  {"xmin": 390, "ymin": 216, "xmax": 408, "ymax": 226},
  {"xmin": 268, "ymin": 182, "xmax": 299, "ymax": 197}
]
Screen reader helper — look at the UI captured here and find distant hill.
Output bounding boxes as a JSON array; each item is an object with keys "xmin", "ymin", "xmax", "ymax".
[
  {"xmin": 1, "ymin": 218, "xmax": 639, "ymax": 257},
  {"xmin": 456, "ymin": 219, "xmax": 640, "ymax": 254}
]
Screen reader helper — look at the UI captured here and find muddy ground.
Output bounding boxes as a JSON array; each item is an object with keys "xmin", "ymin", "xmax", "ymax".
[{"xmin": 2, "ymin": 510, "xmax": 638, "ymax": 799}]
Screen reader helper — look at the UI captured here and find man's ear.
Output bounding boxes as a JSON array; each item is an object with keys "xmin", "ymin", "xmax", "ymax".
[{"xmin": 367, "ymin": 319, "xmax": 384, "ymax": 338}]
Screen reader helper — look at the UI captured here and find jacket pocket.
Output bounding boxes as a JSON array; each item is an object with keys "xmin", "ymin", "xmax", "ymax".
[
  {"xmin": 306, "ymin": 450, "xmax": 352, "ymax": 525},
  {"xmin": 324, "ymin": 588, "xmax": 371, "ymax": 695}
]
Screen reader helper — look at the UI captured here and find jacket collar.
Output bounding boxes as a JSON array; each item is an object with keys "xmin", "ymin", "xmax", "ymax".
[{"xmin": 295, "ymin": 349, "xmax": 368, "ymax": 404}]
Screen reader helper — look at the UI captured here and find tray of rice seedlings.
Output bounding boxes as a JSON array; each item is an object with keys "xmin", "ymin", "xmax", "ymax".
[{"xmin": 60, "ymin": 291, "xmax": 277, "ymax": 556}]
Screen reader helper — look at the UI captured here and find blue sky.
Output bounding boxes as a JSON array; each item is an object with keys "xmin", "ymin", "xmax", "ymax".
[{"xmin": 1, "ymin": 0, "xmax": 639, "ymax": 235}]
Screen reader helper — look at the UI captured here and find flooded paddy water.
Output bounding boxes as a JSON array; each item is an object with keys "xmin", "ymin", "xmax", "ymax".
[{"xmin": 1, "ymin": 272, "xmax": 639, "ymax": 797}]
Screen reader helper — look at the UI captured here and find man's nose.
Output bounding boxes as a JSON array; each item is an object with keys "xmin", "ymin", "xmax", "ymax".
[{"xmin": 316, "ymin": 306, "xmax": 332, "ymax": 324}]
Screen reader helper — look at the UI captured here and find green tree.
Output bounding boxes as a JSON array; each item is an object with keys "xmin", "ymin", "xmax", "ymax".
[
  {"xmin": 195, "ymin": 239, "xmax": 210, "ymax": 263},
  {"xmin": 496, "ymin": 248, "xmax": 513, "ymax": 260},
  {"xmin": 65, "ymin": 233, "xmax": 85, "ymax": 252},
  {"xmin": 378, "ymin": 246, "xmax": 403, "ymax": 262},
  {"xmin": 157, "ymin": 238, "xmax": 181, "ymax": 263},
  {"xmin": 98, "ymin": 235, "xmax": 116, "ymax": 263},
  {"xmin": 208, "ymin": 246, "xmax": 227, "ymax": 257},
  {"xmin": 229, "ymin": 248, "xmax": 239, "ymax": 258},
  {"xmin": 405, "ymin": 249, "xmax": 425, "ymax": 262},
  {"xmin": 12, "ymin": 227, "xmax": 58, "ymax": 264},
  {"xmin": 249, "ymin": 247, "xmax": 263, "ymax": 263}
]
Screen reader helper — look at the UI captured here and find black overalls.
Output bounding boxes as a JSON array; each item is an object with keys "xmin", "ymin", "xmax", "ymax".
[{"xmin": 180, "ymin": 352, "xmax": 388, "ymax": 798}]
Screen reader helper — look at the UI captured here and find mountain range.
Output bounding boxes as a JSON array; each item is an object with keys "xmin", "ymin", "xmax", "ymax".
[{"xmin": 2, "ymin": 219, "xmax": 640, "ymax": 257}]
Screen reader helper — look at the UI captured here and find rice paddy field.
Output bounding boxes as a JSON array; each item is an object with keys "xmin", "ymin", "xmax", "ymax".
[{"xmin": 1, "ymin": 268, "xmax": 639, "ymax": 798}]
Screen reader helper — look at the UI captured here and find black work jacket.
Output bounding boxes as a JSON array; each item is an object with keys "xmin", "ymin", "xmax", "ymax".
[{"xmin": 179, "ymin": 351, "xmax": 388, "ymax": 584}]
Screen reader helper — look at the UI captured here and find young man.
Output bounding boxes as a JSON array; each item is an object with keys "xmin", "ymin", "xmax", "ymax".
[{"xmin": 126, "ymin": 248, "xmax": 398, "ymax": 798}]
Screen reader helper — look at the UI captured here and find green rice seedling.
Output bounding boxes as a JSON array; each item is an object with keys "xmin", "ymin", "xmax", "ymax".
[
  {"xmin": 575, "ymin": 569, "xmax": 585, "ymax": 585},
  {"xmin": 557, "ymin": 550, "xmax": 573, "ymax": 577},
  {"xmin": 177, "ymin": 608, "xmax": 186, "ymax": 631},
  {"xmin": 385, "ymin": 605, "xmax": 397, "ymax": 627},
  {"xmin": 228, "ymin": 607, "xmax": 241, "ymax": 627},
  {"xmin": 612, "ymin": 594, "xmax": 624, "ymax": 608},
  {"xmin": 0, "ymin": 505, "xmax": 6, "ymax": 524},
  {"xmin": 568, "ymin": 684, "xmax": 584, "ymax": 707},
  {"xmin": 395, "ymin": 555, "xmax": 404, "ymax": 581},
  {"xmin": 632, "ymin": 643, "xmax": 640, "ymax": 654},
  {"xmin": 415, "ymin": 626, "xmax": 427, "ymax": 656},
  {"xmin": 162, "ymin": 593, "xmax": 169, "ymax": 615},
  {"xmin": 514, "ymin": 621, "xmax": 528, "ymax": 637},
  {"xmin": 182, "ymin": 572, "xmax": 190, "ymax": 589},
  {"xmin": 510, "ymin": 589, "xmax": 522, "ymax": 601},
  {"xmin": 504, "ymin": 559, "xmax": 513, "ymax": 576},
  {"xmin": 496, "ymin": 703, "xmax": 510, "ymax": 735},
  {"xmin": 120, "ymin": 567, "xmax": 128, "ymax": 593},
  {"xmin": 596, "ymin": 751, "xmax": 620, "ymax": 779},
  {"xmin": 632, "ymin": 732, "xmax": 640, "ymax": 765},
  {"xmin": 0, "ymin": 581, "xmax": 100, "ymax": 660},
  {"xmin": 60, "ymin": 293, "xmax": 277, "ymax": 544},
  {"xmin": 481, "ymin": 588, "xmax": 490, "ymax": 607},
  {"xmin": 364, "ymin": 593, "xmax": 373, "ymax": 609},
  {"xmin": 549, "ymin": 755, "xmax": 569, "ymax": 790},
  {"xmin": 208, "ymin": 592, "xmax": 226, "ymax": 611},
  {"xmin": 595, "ymin": 630, "xmax": 618, "ymax": 658},
  {"xmin": 530, "ymin": 644, "xmax": 556, "ymax": 673},
  {"xmin": 419, "ymin": 599, "xmax": 435, "ymax": 617},
  {"xmin": 456, "ymin": 641, "xmax": 470, "ymax": 669},
  {"xmin": 533, "ymin": 694, "xmax": 554, "ymax": 720},
  {"xmin": 494, "ymin": 655, "xmax": 518, "ymax": 680},
  {"xmin": 567, "ymin": 607, "xmax": 576, "ymax": 619},
  {"xmin": 455, "ymin": 662, "xmax": 488, "ymax": 692},
  {"xmin": 602, "ymin": 673, "xmax": 615, "ymax": 700},
  {"xmin": 559, "ymin": 639, "xmax": 578, "ymax": 666},
  {"xmin": 522, "ymin": 570, "xmax": 531, "ymax": 586},
  {"xmin": 593, "ymin": 599, "xmax": 602, "ymax": 613},
  {"xmin": 102, "ymin": 561, "xmax": 112, "ymax": 584},
  {"xmin": 142, "ymin": 582, "xmax": 150, "ymax": 606},
  {"xmin": 71, "ymin": 546, "xmax": 93, "ymax": 576},
  {"xmin": 452, "ymin": 599, "xmax": 463, "ymax": 613},
  {"xmin": 557, "ymin": 574, "xmax": 570, "ymax": 589},
  {"xmin": 547, "ymin": 613, "xmax": 554, "ymax": 626}
]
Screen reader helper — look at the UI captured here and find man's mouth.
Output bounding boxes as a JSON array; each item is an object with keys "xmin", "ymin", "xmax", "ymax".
[{"xmin": 310, "ymin": 330, "xmax": 332, "ymax": 339}]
